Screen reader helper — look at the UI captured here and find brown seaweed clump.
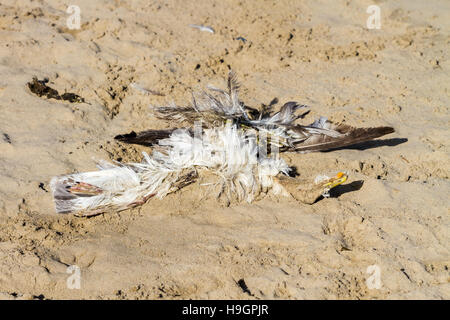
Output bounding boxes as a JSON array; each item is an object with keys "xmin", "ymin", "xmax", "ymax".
[{"xmin": 27, "ymin": 77, "xmax": 85, "ymax": 103}]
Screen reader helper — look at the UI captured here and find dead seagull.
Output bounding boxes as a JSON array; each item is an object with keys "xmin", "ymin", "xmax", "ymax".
[{"xmin": 50, "ymin": 72, "xmax": 394, "ymax": 216}]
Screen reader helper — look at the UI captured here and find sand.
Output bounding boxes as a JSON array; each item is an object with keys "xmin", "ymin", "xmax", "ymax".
[{"xmin": 0, "ymin": 0, "xmax": 449, "ymax": 299}]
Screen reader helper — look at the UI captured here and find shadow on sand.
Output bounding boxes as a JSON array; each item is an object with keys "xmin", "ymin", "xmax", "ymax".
[
  {"xmin": 330, "ymin": 180, "xmax": 365, "ymax": 198},
  {"xmin": 324, "ymin": 138, "xmax": 408, "ymax": 152}
]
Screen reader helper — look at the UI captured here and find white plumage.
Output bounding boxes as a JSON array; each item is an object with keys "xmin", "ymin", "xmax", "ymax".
[{"xmin": 51, "ymin": 122, "xmax": 290, "ymax": 215}]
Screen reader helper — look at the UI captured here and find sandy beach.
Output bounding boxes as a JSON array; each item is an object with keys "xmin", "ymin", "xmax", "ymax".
[{"xmin": 0, "ymin": 0, "xmax": 449, "ymax": 299}]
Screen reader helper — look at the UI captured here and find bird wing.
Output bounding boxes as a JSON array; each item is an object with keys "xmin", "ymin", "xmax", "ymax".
[
  {"xmin": 115, "ymin": 72, "xmax": 394, "ymax": 151},
  {"xmin": 288, "ymin": 119, "xmax": 394, "ymax": 153}
]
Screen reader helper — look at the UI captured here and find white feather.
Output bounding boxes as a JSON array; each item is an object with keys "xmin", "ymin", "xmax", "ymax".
[
  {"xmin": 189, "ymin": 24, "xmax": 215, "ymax": 33},
  {"xmin": 51, "ymin": 124, "xmax": 290, "ymax": 214}
]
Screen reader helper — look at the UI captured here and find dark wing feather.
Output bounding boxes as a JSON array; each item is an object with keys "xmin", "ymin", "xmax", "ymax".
[
  {"xmin": 290, "ymin": 123, "xmax": 394, "ymax": 153},
  {"xmin": 114, "ymin": 129, "xmax": 180, "ymax": 146}
]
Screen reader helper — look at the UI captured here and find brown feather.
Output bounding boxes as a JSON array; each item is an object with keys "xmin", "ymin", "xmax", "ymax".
[
  {"xmin": 114, "ymin": 128, "xmax": 182, "ymax": 146},
  {"xmin": 291, "ymin": 124, "xmax": 394, "ymax": 153}
]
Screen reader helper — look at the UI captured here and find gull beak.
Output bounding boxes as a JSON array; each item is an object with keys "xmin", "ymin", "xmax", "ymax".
[
  {"xmin": 323, "ymin": 172, "xmax": 348, "ymax": 190},
  {"xmin": 320, "ymin": 171, "xmax": 348, "ymax": 198}
]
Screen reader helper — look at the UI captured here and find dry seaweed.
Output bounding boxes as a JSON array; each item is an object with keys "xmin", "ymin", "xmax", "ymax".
[{"xmin": 27, "ymin": 77, "xmax": 85, "ymax": 103}]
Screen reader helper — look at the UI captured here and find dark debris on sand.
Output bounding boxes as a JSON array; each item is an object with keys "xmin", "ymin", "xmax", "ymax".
[{"xmin": 27, "ymin": 77, "xmax": 85, "ymax": 103}]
